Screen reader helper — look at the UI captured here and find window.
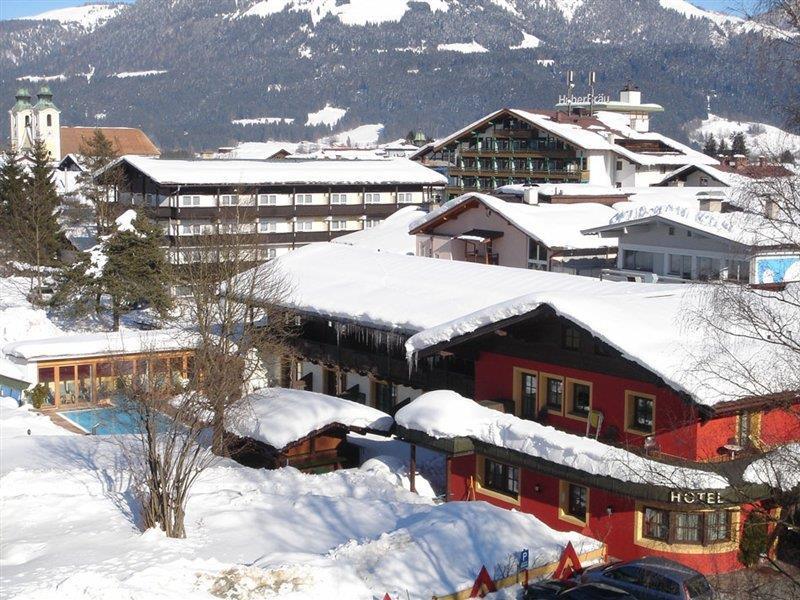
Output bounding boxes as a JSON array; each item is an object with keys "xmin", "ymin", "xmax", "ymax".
[
  {"xmin": 180, "ymin": 195, "xmax": 200, "ymax": 207},
  {"xmin": 627, "ymin": 392, "xmax": 655, "ymax": 434},
  {"xmin": 544, "ymin": 376, "xmax": 563, "ymax": 412},
  {"xmin": 705, "ymin": 510, "xmax": 731, "ymax": 543},
  {"xmin": 674, "ymin": 512, "xmax": 702, "ymax": 543},
  {"xmin": 373, "ymin": 380, "xmax": 396, "ymax": 413},
  {"xmin": 668, "ymin": 254, "xmax": 692, "ymax": 279},
  {"xmin": 25, "ymin": 115, "xmax": 30, "ymax": 127},
  {"xmin": 258, "ymin": 194, "xmax": 277, "ymax": 205},
  {"xmin": 563, "ymin": 325, "xmax": 581, "ymax": 350},
  {"xmin": 364, "ymin": 192, "xmax": 381, "ymax": 204},
  {"xmin": 295, "ymin": 194, "xmax": 313, "ymax": 205},
  {"xmin": 668, "ymin": 226, "xmax": 675, "ymax": 236},
  {"xmin": 295, "ymin": 220, "xmax": 313, "ymax": 232},
  {"xmin": 606, "ymin": 566, "xmax": 643, "ymax": 585},
  {"xmin": 697, "ymin": 257, "xmax": 721, "ymax": 281},
  {"xmin": 180, "ymin": 222, "xmax": 209, "ymax": 236},
  {"xmin": 568, "ymin": 381, "xmax": 591, "ymax": 418},
  {"xmin": 520, "ymin": 372, "xmax": 537, "ymax": 420},
  {"xmin": 397, "ymin": 192, "xmax": 414, "ymax": 203},
  {"xmin": 528, "ymin": 239, "xmax": 548, "ymax": 270},
  {"xmin": 643, "ymin": 507, "xmax": 669, "ymax": 541},
  {"xmin": 330, "ymin": 193, "xmax": 347, "ymax": 205},
  {"xmin": 727, "ymin": 260, "xmax": 750, "ymax": 282},
  {"xmin": 258, "ymin": 247, "xmax": 277, "ymax": 260},
  {"xmin": 616, "ymin": 160, "xmax": 623, "ymax": 171},
  {"xmin": 699, "ymin": 176, "xmax": 709, "ymax": 187},
  {"xmin": 259, "ymin": 219, "xmax": 277, "ymax": 233},
  {"xmin": 364, "ymin": 219, "xmax": 380, "ymax": 229},
  {"xmin": 483, "ymin": 459, "xmax": 519, "ymax": 498},
  {"xmin": 330, "ymin": 220, "xmax": 347, "ymax": 231},
  {"xmin": 220, "ymin": 194, "xmax": 239, "ymax": 206},
  {"xmin": 623, "ymin": 249, "xmax": 655, "ymax": 272},
  {"xmin": 46, "ymin": 114, "xmax": 52, "ymax": 127},
  {"xmin": 561, "ymin": 482, "xmax": 588, "ymax": 523}
]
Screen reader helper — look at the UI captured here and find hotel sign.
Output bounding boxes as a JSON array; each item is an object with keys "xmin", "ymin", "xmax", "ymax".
[
  {"xmin": 558, "ymin": 93, "xmax": 611, "ymax": 105},
  {"xmin": 670, "ymin": 491, "xmax": 725, "ymax": 505}
]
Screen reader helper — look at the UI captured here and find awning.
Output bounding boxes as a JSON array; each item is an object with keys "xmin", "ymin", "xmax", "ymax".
[{"xmin": 457, "ymin": 229, "xmax": 504, "ymax": 243}]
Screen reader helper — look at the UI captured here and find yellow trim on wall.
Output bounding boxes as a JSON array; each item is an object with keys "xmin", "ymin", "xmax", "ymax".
[
  {"xmin": 633, "ymin": 501, "xmax": 740, "ymax": 554},
  {"xmin": 624, "ymin": 390, "xmax": 656, "ymax": 436},
  {"xmin": 564, "ymin": 377, "xmax": 593, "ymax": 422},
  {"xmin": 558, "ymin": 479, "xmax": 589, "ymax": 527},
  {"xmin": 539, "ymin": 372, "xmax": 565, "ymax": 416},
  {"xmin": 475, "ymin": 454, "xmax": 521, "ymax": 506}
]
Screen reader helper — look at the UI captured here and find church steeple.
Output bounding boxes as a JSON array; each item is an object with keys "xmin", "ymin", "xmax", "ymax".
[{"xmin": 12, "ymin": 88, "xmax": 32, "ymax": 113}]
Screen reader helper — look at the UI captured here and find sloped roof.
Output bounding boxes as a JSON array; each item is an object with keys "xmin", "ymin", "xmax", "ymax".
[{"xmin": 60, "ymin": 126, "xmax": 160, "ymax": 158}]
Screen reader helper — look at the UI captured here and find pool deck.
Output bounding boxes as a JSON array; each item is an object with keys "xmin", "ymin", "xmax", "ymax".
[{"xmin": 47, "ymin": 411, "xmax": 89, "ymax": 435}]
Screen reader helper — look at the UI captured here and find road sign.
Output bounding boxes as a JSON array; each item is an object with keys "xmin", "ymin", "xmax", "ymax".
[{"xmin": 520, "ymin": 548, "xmax": 529, "ymax": 571}]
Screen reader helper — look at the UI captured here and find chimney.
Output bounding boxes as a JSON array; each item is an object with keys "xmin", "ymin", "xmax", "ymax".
[
  {"xmin": 619, "ymin": 84, "xmax": 641, "ymax": 106},
  {"xmin": 523, "ymin": 188, "xmax": 539, "ymax": 205},
  {"xmin": 698, "ymin": 198, "xmax": 722, "ymax": 213},
  {"xmin": 765, "ymin": 197, "xmax": 780, "ymax": 219}
]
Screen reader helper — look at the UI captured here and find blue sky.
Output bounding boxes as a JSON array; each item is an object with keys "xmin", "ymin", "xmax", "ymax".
[{"xmin": 0, "ymin": 0, "xmax": 762, "ymax": 20}]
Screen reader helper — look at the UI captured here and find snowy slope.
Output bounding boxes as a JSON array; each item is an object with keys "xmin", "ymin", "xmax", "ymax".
[
  {"xmin": 239, "ymin": 0, "xmax": 450, "ymax": 26},
  {"xmin": 688, "ymin": 113, "xmax": 800, "ymax": 157},
  {"xmin": 17, "ymin": 3, "xmax": 126, "ymax": 30},
  {"xmin": 659, "ymin": 0, "xmax": 796, "ymax": 40}
]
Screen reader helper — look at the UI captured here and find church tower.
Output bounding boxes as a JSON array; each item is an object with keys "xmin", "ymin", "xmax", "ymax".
[
  {"xmin": 32, "ymin": 86, "xmax": 61, "ymax": 161},
  {"xmin": 8, "ymin": 88, "xmax": 34, "ymax": 154}
]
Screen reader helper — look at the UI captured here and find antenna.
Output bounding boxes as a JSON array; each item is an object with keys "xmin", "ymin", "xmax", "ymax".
[
  {"xmin": 566, "ymin": 70, "xmax": 575, "ymax": 114},
  {"xmin": 589, "ymin": 70, "xmax": 596, "ymax": 115}
]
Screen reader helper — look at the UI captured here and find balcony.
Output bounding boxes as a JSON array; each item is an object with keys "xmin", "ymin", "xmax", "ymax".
[{"xmin": 464, "ymin": 252, "xmax": 500, "ymax": 265}]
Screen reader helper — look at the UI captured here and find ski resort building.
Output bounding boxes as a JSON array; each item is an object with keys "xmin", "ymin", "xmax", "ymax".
[
  {"xmin": 409, "ymin": 192, "xmax": 618, "ymax": 276},
  {"xmin": 101, "ymin": 155, "xmax": 446, "ymax": 289},
  {"xmin": 412, "ymin": 88, "xmax": 717, "ymax": 198},
  {"xmin": 235, "ymin": 242, "xmax": 799, "ymax": 574}
]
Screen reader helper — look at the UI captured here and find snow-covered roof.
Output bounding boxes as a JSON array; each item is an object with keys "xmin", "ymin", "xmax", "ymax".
[
  {"xmin": 230, "ymin": 388, "xmax": 392, "ymax": 450},
  {"xmin": 495, "ymin": 183, "xmax": 630, "ymax": 198},
  {"xmin": 656, "ymin": 163, "xmax": 743, "ymax": 187},
  {"xmin": 585, "ymin": 203, "xmax": 789, "ymax": 247},
  {"xmin": 3, "ymin": 329, "xmax": 193, "ymax": 362},
  {"xmin": 742, "ymin": 443, "xmax": 800, "ymax": 492},
  {"xmin": 410, "ymin": 193, "xmax": 618, "ymax": 250},
  {"xmin": 333, "ymin": 206, "xmax": 422, "ymax": 254},
  {"xmin": 396, "ymin": 391, "xmax": 728, "ymax": 489},
  {"xmin": 107, "ymin": 155, "xmax": 447, "ymax": 186}
]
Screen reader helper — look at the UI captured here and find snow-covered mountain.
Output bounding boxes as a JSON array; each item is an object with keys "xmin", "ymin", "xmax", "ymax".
[
  {"xmin": 0, "ymin": 0, "xmax": 796, "ymax": 150},
  {"xmin": 688, "ymin": 113, "xmax": 800, "ymax": 157}
]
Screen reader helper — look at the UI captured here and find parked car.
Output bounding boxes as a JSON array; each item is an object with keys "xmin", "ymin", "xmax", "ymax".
[
  {"xmin": 525, "ymin": 580, "xmax": 635, "ymax": 600},
  {"xmin": 575, "ymin": 557, "xmax": 714, "ymax": 600},
  {"xmin": 560, "ymin": 583, "xmax": 638, "ymax": 599}
]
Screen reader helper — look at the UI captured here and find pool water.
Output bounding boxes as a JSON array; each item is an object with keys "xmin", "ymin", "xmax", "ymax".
[{"xmin": 60, "ymin": 406, "xmax": 172, "ymax": 435}]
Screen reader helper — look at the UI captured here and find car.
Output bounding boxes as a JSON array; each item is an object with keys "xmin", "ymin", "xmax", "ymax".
[
  {"xmin": 576, "ymin": 557, "xmax": 714, "ymax": 600},
  {"xmin": 559, "ymin": 583, "xmax": 638, "ymax": 599},
  {"xmin": 524, "ymin": 579, "xmax": 575, "ymax": 599}
]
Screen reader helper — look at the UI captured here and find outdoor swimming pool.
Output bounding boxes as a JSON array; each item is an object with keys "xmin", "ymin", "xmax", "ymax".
[{"xmin": 59, "ymin": 406, "xmax": 172, "ymax": 435}]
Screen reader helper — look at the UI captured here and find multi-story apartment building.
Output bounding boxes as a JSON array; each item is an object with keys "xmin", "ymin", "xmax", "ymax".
[
  {"xmin": 105, "ymin": 155, "xmax": 446, "ymax": 274},
  {"xmin": 412, "ymin": 88, "xmax": 715, "ymax": 199}
]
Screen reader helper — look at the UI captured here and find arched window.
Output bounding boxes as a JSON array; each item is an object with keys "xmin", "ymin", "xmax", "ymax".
[
  {"xmin": 47, "ymin": 114, "xmax": 52, "ymax": 127},
  {"xmin": 25, "ymin": 115, "xmax": 30, "ymax": 127}
]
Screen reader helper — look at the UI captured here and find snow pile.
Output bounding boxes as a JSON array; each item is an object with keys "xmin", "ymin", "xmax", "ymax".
[
  {"xmin": 231, "ymin": 117, "xmax": 295, "ymax": 126},
  {"xmin": 333, "ymin": 205, "xmax": 423, "ymax": 254},
  {"xmin": 437, "ymin": 41, "xmax": 489, "ymax": 54},
  {"xmin": 114, "ymin": 209, "xmax": 138, "ymax": 233},
  {"xmin": 239, "ymin": 0, "xmax": 449, "ymax": 26},
  {"xmin": 743, "ymin": 443, "xmax": 800, "ymax": 492},
  {"xmin": 510, "ymin": 31, "xmax": 542, "ymax": 49},
  {"xmin": 319, "ymin": 124, "xmax": 385, "ymax": 147},
  {"xmin": 688, "ymin": 113, "xmax": 800, "ymax": 157},
  {"xmin": 82, "ymin": 210, "xmax": 140, "ymax": 278},
  {"xmin": 412, "ymin": 192, "xmax": 618, "ymax": 250},
  {"xmin": 396, "ymin": 391, "xmax": 728, "ymax": 489},
  {"xmin": 111, "ymin": 70, "xmax": 169, "ymax": 79},
  {"xmin": 17, "ymin": 3, "xmax": 126, "ymax": 30},
  {"xmin": 360, "ymin": 455, "xmax": 437, "ymax": 499},
  {"xmin": 230, "ymin": 387, "xmax": 392, "ymax": 449},
  {"xmin": 306, "ymin": 104, "xmax": 348, "ymax": 128}
]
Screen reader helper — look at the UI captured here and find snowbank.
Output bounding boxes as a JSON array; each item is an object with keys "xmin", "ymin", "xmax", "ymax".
[
  {"xmin": 360, "ymin": 454, "xmax": 438, "ymax": 499},
  {"xmin": 231, "ymin": 387, "xmax": 392, "ymax": 449},
  {"xmin": 396, "ymin": 391, "xmax": 729, "ymax": 489},
  {"xmin": 333, "ymin": 205, "xmax": 423, "ymax": 254}
]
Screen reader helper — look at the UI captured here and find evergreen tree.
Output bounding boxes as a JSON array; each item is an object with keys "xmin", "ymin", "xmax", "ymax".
[
  {"xmin": 731, "ymin": 131, "xmax": 749, "ymax": 156},
  {"xmin": 779, "ymin": 149, "xmax": 795, "ymax": 164},
  {"xmin": 717, "ymin": 137, "xmax": 730, "ymax": 156},
  {"xmin": 55, "ymin": 210, "xmax": 172, "ymax": 331},
  {"xmin": 0, "ymin": 150, "xmax": 27, "ymax": 271},
  {"xmin": 77, "ymin": 129, "xmax": 125, "ymax": 235},
  {"xmin": 702, "ymin": 134, "xmax": 718, "ymax": 157}
]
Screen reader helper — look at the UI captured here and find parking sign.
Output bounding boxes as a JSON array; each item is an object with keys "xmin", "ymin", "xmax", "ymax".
[{"xmin": 520, "ymin": 548, "xmax": 529, "ymax": 570}]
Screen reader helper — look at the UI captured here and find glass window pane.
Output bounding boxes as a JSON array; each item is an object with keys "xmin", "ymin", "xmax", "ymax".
[
  {"xmin": 37, "ymin": 367, "xmax": 56, "ymax": 406},
  {"xmin": 571, "ymin": 383, "xmax": 590, "ymax": 416},
  {"xmin": 77, "ymin": 364, "xmax": 93, "ymax": 403},
  {"xmin": 520, "ymin": 373, "xmax": 537, "ymax": 420},
  {"xmin": 546, "ymin": 378, "xmax": 563, "ymax": 411},
  {"xmin": 58, "ymin": 366, "xmax": 76, "ymax": 405}
]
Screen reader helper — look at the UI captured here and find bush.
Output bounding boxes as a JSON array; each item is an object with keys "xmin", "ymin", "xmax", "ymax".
[
  {"xmin": 24, "ymin": 383, "xmax": 50, "ymax": 410},
  {"xmin": 739, "ymin": 511, "xmax": 770, "ymax": 567}
]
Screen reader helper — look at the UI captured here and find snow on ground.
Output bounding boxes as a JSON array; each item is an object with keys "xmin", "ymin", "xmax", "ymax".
[
  {"xmin": 688, "ymin": 113, "xmax": 800, "ymax": 157},
  {"xmin": 213, "ymin": 141, "xmax": 304, "ymax": 159},
  {"xmin": 536, "ymin": 59, "xmax": 555, "ymax": 66},
  {"xmin": 437, "ymin": 41, "xmax": 489, "ymax": 54},
  {"xmin": 16, "ymin": 74, "xmax": 67, "ymax": 82},
  {"xmin": 659, "ymin": 0, "xmax": 796, "ymax": 40},
  {"xmin": 547, "ymin": 0, "xmax": 584, "ymax": 22},
  {"xmin": 332, "ymin": 205, "xmax": 423, "ymax": 254},
  {"xmin": 111, "ymin": 70, "xmax": 169, "ymax": 79},
  {"xmin": 239, "ymin": 0, "xmax": 449, "ymax": 26},
  {"xmin": 231, "ymin": 387, "xmax": 392, "ymax": 450},
  {"xmin": 318, "ymin": 123, "xmax": 384, "ymax": 147},
  {"xmin": 16, "ymin": 3, "xmax": 126, "ymax": 30},
  {"xmin": 396, "ymin": 391, "xmax": 729, "ymax": 489},
  {"xmin": 305, "ymin": 104, "xmax": 347, "ymax": 127},
  {"xmin": 1, "ymin": 400, "xmax": 598, "ymax": 599},
  {"xmin": 510, "ymin": 30, "xmax": 542, "ymax": 49}
]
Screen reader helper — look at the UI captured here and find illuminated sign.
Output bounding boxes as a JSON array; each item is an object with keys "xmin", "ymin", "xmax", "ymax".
[{"xmin": 669, "ymin": 491, "xmax": 725, "ymax": 504}]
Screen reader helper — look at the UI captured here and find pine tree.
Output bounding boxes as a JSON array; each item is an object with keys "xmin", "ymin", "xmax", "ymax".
[
  {"xmin": 77, "ymin": 129, "xmax": 125, "ymax": 235},
  {"xmin": 779, "ymin": 149, "xmax": 795, "ymax": 164},
  {"xmin": 731, "ymin": 131, "xmax": 749, "ymax": 157},
  {"xmin": 717, "ymin": 137, "xmax": 730, "ymax": 156},
  {"xmin": 702, "ymin": 134, "xmax": 718, "ymax": 157},
  {"xmin": 0, "ymin": 150, "xmax": 27, "ymax": 271},
  {"xmin": 55, "ymin": 210, "xmax": 172, "ymax": 331}
]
